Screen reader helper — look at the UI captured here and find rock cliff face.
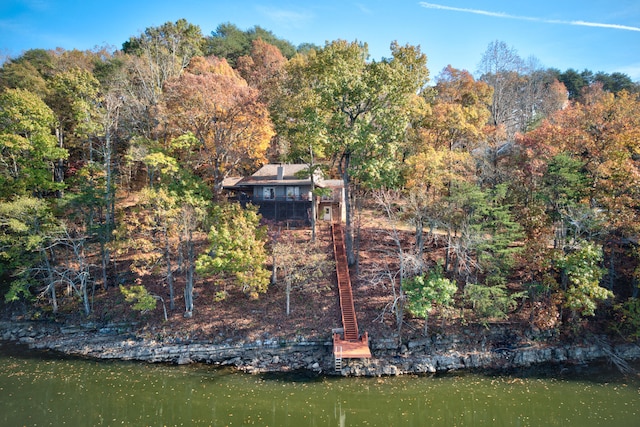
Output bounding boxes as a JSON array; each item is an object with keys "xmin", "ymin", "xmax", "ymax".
[{"xmin": 2, "ymin": 321, "xmax": 639, "ymax": 376}]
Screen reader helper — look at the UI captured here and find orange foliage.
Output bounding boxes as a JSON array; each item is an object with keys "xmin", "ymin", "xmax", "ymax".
[
  {"xmin": 159, "ymin": 56, "xmax": 273, "ymax": 194},
  {"xmin": 420, "ymin": 66, "xmax": 492, "ymax": 151},
  {"xmin": 519, "ymin": 86, "xmax": 640, "ymax": 235}
]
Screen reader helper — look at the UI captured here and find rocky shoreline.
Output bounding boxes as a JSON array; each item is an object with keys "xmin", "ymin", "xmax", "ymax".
[{"xmin": 2, "ymin": 320, "xmax": 639, "ymax": 376}]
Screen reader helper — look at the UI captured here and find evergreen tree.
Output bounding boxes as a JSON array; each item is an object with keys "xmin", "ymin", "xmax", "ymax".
[{"xmin": 196, "ymin": 203, "xmax": 270, "ymax": 299}]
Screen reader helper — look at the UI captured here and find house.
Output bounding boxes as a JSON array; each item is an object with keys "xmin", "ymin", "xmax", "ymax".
[{"xmin": 222, "ymin": 164, "xmax": 345, "ymax": 224}]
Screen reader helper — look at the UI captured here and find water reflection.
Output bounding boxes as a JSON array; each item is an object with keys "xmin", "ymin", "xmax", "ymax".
[{"xmin": 1, "ymin": 342, "xmax": 639, "ymax": 426}]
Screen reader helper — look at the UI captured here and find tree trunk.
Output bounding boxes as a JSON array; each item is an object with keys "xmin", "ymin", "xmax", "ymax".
[
  {"xmin": 310, "ymin": 186, "xmax": 316, "ymax": 243},
  {"xmin": 183, "ymin": 229, "xmax": 195, "ymax": 317},
  {"xmin": 341, "ymin": 153, "xmax": 356, "ymax": 265},
  {"xmin": 54, "ymin": 128, "xmax": 65, "ymax": 198},
  {"xmin": 164, "ymin": 229, "xmax": 175, "ymax": 310},
  {"xmin": 395, "ymin": 288, "xmax": 404, "ymax": 338},
  {"xmin": 608, "ymin": 241, "xmax": 615, "ymax": 291},
  {"xmin": 101, "ymin": 241, "xmax": 109, "ymax": 290},
  {"xmin": 354, "ymin": 197, "xmax": 362, "ymax": 276},
  {"xmin": 415, "ymin": 218, "xmax": 424, "ymax": 258},
  {"xmin": 271, "ymin": 253, "xmax": 278, "ymax": 285},
  {"xmin": 423, "ymin": 314, "xmax": 429, "ymax": 336},
  {"xmin": 445, "ymin": 230, "xmax": 451, "ymax": 272},
  {"xmin": 309, "ymin": 148, "xmax": 317, "ymax": 243},
  {"xmin": 286, "ymin": 279, "xmax": 291, "ymax": 316},
  {"xmin": 82, "ymin": 277, "xmax": 90, "ymax": 316},
  {"xmin": 42, "ymin": 248, "xmax": 57, "ymax": 313}
]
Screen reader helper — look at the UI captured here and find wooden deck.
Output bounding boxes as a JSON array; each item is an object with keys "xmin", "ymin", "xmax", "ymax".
[
  {"xmin": 333, "ymin": 332, "xmax": 371, "ymax": 359},
  {"xmin": 331, "ymin": 217, "xmax": 371, "ymax": 365}
]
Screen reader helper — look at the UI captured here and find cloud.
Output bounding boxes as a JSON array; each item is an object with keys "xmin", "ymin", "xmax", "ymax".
[
  {"xmin": 22, "ymin": 0, "xmax": 50, "ymax": 12},
  {"xmin": 256, "ymin": 6, "xmax": 312, "ymax": 29},
  {"xmin": 356, "ymin": 3, "xmax": 373, "ymax": 15},
  {"xmin": 419, "ymin": 2, "xmax": 640, "ymax": 32}
]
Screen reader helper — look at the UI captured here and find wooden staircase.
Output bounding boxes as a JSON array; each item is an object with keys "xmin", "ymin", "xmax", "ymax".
[
  {"xmin": 332, "ymin": 222, "xmax": 359, "ymax": 340},
  {"xmin": 331, "ymin": 218, "xmax": 371, "ymax": 370}
]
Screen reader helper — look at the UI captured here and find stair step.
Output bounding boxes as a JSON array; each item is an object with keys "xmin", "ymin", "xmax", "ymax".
[{"xmin": 332, "ymin": 223, "xmax": 364, "ymax": 344}]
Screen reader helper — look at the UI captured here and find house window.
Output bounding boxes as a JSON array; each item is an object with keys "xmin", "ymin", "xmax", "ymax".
[
  {"xmin": 322, "ymin": 190, "xmax": 334, "ymax": 201},
  {"xmin": 263, "ymin": 187, "xmax": 275, "ymax": 200},
  {"xmin": 286, "ymin": 186, "xmax": 299, "ymax": 200}
]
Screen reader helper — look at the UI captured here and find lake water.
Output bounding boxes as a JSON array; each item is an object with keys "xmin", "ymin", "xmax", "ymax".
[{"xmin": 1, "ymin": 341, "xmax": 638, "ymax": 426}]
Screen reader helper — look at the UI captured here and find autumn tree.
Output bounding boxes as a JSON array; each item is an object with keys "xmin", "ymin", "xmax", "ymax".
[
  {"xmin": 521, "ymin": 86, "xmax": 640, "ymax": 240},
  {"xmin": 113, "ymin": 135, "xmax": 211, "ymax": 314},
  {"xmin": 477, "ymin": 41, "xmax": 567, "ymax": 137},
  {"xmin": 122, "ymin": 19, "xmax": 203, "ymax": 137},
  {"xmin": 403, "ymin": 147, "xmax": 474, "ymax": 256},
  {"xmin": 477, "ymin": 40, "xmax": 524, "ymax": 137},
  {"xmin": 158, "ymin": 56, "xmax": 273, "ymax": 197},
  {"xmin": 122, "ymin": 18, "xmax": 203, "ymax": 92},
  {"xmin": 236, "ymin": 38, "xmax": 287, "ymax": 97},
  {"xmin": 422, "ymin": 65, "xmax": 492, "ymax": 151},
  {"xmin": 520, "ymin": 86, "xmax": 640, "ymax": 299}
]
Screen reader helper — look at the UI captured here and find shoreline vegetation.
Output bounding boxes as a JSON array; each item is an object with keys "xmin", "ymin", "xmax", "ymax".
[{"xmin": 2, "ymin": 21, "xmax": 640, "ymax": 379}]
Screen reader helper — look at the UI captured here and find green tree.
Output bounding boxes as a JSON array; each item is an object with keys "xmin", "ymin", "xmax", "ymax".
[
  {"xmin": 464, "ymin": 282, "xmax": 523, "ymax": 323},
  {"xmin": 612, "ymin": 297, "xmax": 640, "ymax": 341},
  {"xmin": 0, "ymin": 196, "xmax": 62, "ymax": 306},
  {"xmin": 558, "ymin": 68, "xmax": 589, "ymax": 100},
  {"xmin": 404, "ymin": 265, "xmax": 457, "ymax": 335},
  {"xmin": 204, "ymin": 23, "xmax": 296, "ymax": 66},
  {"xmin": 196, "ymin": 203, "xmax": 270, "ymax": 299},
  {"xmin": 594, "ymin": 71, "xmax": 637, "ymax": 95},
  {"xmin": 120, "ymin": 284, "xmax": 156, "ymax": 312},
  {"xmin": 116, "ymin": 185, "xmax": 180, "ymax": 310},
  {"xmin": 0, "ymin": 49, "xmax": 53, "ymax": 99},
  {"xmin": 278, "ymin": 40, "xmax": 429, "ymax": 264},
  {"xmin": 114, "ymin": 135, "xmax": 211, "ymax": 316},
  {"xmin": 556, "ymin": 241, "xmax": 612, "ymax": 318},
  {"xmin": 47, "ymin": 67, "xmax": 101, "ymax": 164},
  {"xmin": 0, "ymin": 88, "xmax": 67, "ymax": 198},
  {"xmin": 541, "ymin": 153, "xmax": 590, "ymax": 247},
  {"xmin": 470, "ymin": 183, "xmax": 524, "ymax": 286}
]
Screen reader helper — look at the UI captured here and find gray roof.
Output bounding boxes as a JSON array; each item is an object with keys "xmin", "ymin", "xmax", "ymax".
[
  {"xmin": 223, "ymin": 164, "xmax": 317, "ymax": 187},
  {"xmin": 318, "ymin": 179, "xmax": 344, "ymax": 188}
]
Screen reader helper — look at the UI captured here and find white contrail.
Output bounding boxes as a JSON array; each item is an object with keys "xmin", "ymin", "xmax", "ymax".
[{"xmin": 419, "ymin": 2, "xmax": 640, "ymax": 32}]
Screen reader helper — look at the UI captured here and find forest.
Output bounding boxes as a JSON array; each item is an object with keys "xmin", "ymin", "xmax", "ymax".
[{"xmin": 1, "ymin": 19, "xmax": 640, "ymax": 342}]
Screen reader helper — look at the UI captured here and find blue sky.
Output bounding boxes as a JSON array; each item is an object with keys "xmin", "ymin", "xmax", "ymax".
[{"xmin": 2, "ymin": 0, "xmax": 639, "ymax": 80}]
